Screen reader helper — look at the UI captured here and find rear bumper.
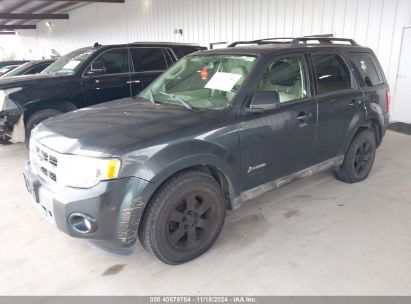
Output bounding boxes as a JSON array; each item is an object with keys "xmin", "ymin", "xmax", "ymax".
[
  {"xmin": 381, "ymin": 112, "xmax": 390, "ymax": 139},
  {"xmin": 383, "ymin": 112, "xmax": 390, "ymax": 127},
  {"xmin": 23, "ymin": 161, "xmax": 149, "ymax": 254}
]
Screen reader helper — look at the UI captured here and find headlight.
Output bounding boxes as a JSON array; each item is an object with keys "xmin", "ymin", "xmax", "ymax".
[
  {"xmin": 62, "ymin": 155, "xmax": 121, "ymax": 188},
  {"xmin": 0, "ymin": 87, "xmax": 22, "ymax": 111},
  {"xmin": 29, "ymin": 139, "xmax": 121, "ymax": 188}
]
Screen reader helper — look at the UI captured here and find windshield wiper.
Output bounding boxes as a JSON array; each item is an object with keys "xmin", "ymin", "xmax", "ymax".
[{"xmin": 159, "ymin": 91, "xmax": 192, "ymax": 110}]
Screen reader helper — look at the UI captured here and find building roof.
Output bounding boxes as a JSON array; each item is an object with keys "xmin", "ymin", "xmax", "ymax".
[{"xmin": 0, "ymin": 0, "xmax": 124, "ymax": 35}]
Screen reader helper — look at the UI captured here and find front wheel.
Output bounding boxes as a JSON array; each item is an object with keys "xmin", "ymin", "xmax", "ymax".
[
  {"xmin": 334, "ymin": 129, "xmax": 376, "ymax": 183},
  {"xmin": 139, "ymin": 170, "xmax": 226, "ymax": 264}
]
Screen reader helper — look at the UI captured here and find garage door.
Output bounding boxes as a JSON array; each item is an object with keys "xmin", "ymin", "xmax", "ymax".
[{"xmin": 393, "ymin": 27, "xmax": 411, "ymax": 123}]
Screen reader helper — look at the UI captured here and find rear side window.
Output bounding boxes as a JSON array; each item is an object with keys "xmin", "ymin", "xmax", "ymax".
[
  {"xmin": 173, "ymin": 47, "xmax": 203, "ymax": 58},
  {"xmin": 131, "ymin": 48, "xmax": 168, "ymax": 72},
  {"xmin": 313, "ymin": 54, "xmax": 352, "ymax": 94},
  {"xmin": 350, "ymin": 52, "xmax": 384, "ymax": 87}
]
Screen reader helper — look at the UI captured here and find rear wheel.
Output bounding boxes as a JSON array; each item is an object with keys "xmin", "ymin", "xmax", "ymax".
[
  {"xmin": 334, "ymin": 130, "xmax": 376, "ymax": 183},
  {"xmin": 139, "ymin": 170, "xmax": 226, "ymax": 264},
  {"xmin": 25, "ymin": 109, "xmax": 62, "ymax": 148}
]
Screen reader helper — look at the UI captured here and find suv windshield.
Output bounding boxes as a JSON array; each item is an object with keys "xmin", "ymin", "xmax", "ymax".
[
  {"xmin": 139, "ymin": 54, "xmax": 256, "ymax": 110},
  {"xmin": 42, "ymin": 48, "xmax": 96, "ymax": 76}
]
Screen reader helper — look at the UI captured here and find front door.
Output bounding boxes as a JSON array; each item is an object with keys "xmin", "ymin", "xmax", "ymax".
[
  {"xmin": 239, "ymin": 54, "xmax": 318, "ymax": 190},
  {"xmin": 83, "ymin": 48, "xmax": 132, "ymax": 105}
]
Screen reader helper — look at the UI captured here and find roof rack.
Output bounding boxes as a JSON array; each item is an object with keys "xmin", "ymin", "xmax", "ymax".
[
  {"xmin": 291, "ymin": 37, "xmax": 359, "ymax": 46},
  {"xmin": 228, "ymin": 37, "xmax": 295, "ymax": 47},
  {"xmin": 228, "ymin": 37, "xmax": 359, "ymax": 47}
]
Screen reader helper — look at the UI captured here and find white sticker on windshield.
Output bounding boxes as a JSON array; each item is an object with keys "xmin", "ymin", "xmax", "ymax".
[
  {"xmin": 63, "ymin": 60, "xmax": 81, "ymax": 70},
  {"xmin": 205, "ymin": 72, "xmax": 242, "ymax": 92}
]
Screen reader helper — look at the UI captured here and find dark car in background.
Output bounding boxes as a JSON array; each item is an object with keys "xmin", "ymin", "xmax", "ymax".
[
  {"xmin": 0, "ymin": 65, "xmax": 19, "ymax": 77},
  {"xmin": 1, "ymin": 60, "xmax": 55, "ymax": 78},
  {"xmin": 0, "ymin": 42, "xmax": 206, "ymax": 145},
  {"xmin": 0, "ymin": 60, "xmax": 29, "ymax": 69},
  {"xmin": 23, "ymin": 37, "xmax": 390, "ymax": 264}
]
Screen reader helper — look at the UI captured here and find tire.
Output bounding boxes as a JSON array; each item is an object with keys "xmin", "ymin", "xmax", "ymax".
[
  {"xmin": 25, "ymin": 109, "xmax": 62, "ymax": 148},
  {"xmin": 334, "ymin": 129, "xmax": 376, "ymax": 183},
  {"xmin": 139, "ymin": 170, "xmax": 226, "ymax": 265},
  {"xmin": 0, "ymin": 136, "xmax": 10, "ymax": 145}
]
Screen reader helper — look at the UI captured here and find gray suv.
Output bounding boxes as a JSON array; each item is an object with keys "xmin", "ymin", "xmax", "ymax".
[{"xmin": 23, "ymin": 37, "xmax": 390, "ymax": 264}]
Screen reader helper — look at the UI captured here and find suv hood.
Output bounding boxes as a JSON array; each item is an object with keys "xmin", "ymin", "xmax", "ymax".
[
  {"xmin": 33, "ymin": 97, "xmax": 222, "ymax": 156},
  {"xmin": 0, "ymin": 73, "xmax": 71, "ymax": 89}
]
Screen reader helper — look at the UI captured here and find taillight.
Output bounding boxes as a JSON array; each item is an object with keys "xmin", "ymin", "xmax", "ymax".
[{"xmin": 386, "ymin": 89, "xmax": 391, "ymax": 113}]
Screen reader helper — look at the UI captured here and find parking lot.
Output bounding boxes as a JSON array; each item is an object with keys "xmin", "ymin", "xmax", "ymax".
[{"xmin": 1, "ymin": 130, "xmax": 410, "ymax": 295}]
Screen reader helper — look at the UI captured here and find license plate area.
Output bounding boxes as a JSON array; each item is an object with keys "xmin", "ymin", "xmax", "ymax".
[
  {"xmin": 25, "ymin": 172, "xmax": 55, "ymax": 225},
  {"xmin": 24, "ymin": 173, "xmax": 40, "ymax": 203},
  {"xmin": 36, "ymin": 187, "xmax": 55, "ymax": 224}
]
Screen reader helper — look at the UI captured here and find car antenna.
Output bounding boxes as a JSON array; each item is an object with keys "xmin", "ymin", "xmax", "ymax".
[{"xmin": 93, "ymin": 42, "xmax": 101, "ymax": 48}]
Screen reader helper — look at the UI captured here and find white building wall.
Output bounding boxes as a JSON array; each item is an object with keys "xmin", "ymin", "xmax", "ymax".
[{"xmin": 17, "ymin": 0, "xmax": 411, "ymax": 119}]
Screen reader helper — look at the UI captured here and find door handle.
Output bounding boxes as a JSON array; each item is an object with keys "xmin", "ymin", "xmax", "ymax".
[
  {"xmin": 296, "ymin": 112, "xmax": 310, "ymax": 122},
  {"xmin": 126, "ymin": 80, "xmax": 141, "ymax": 84},
  {"xmin": 348, "ymin": 99, "xmax": 362, "ymax": 107}
]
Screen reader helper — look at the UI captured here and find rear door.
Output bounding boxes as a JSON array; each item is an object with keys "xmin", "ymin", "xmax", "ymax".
[
  {"xmin": 129, "ymin": 47, "xmax": 169, "ymax": 96},
  {"xmin": 310, "ymin": 51, "xmax": 366, "ymax": 162},
  {"xmin": 82, "ymin": 47, "xmax": 132, "ymax": 105},
  {"xmin": 239, "ymin": 53, "xmax": 318, "ymax": 189}
]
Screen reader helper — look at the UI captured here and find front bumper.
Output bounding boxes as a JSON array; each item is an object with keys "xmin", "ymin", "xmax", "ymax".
[
  {"xmin": 0, "ymin": 116, "xmax": 11, "ymax": 137},
  {"xmin": 23, "ymin": 161, "xmax": 149, "ymax": 254},
  {"xmin": 0, "ymin": 110, "xmax": 23, "ymax": 139}
]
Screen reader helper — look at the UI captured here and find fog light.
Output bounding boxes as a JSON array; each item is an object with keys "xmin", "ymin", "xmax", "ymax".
[{"xmin": 68, "ymin": 213, "xmax": 97, "ymax": 234}]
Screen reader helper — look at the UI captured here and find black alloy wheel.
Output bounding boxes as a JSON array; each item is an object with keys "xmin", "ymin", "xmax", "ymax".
[
  {"xmin": 139, "ymin": 170, "xmax": 226, "ymax": 264},
  {"xmin": 167, "ymin": 193, "xmax": 213, "ymax": 250},
  {"xmin": 334, "ymin": 129, "xmax": 376, "ymax": 183}
]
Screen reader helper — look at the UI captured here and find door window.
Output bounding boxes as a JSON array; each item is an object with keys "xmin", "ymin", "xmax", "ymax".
[
  {"xmin": 256, "ymin": 56, "xmax": 308, "ymax": 103},
  {"xmin": 130, "ymin": 48, "xmax": 168, "ymax": 72},
  {"xmin": 313, "ymin": 54, "xmax": 352, "ymax": 94},
  {"xmin": 87, "ymin": 48, "xmax": 130, "ymax": 75}
]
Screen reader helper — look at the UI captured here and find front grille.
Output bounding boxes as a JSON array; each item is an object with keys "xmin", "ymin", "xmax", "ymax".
[
  {"xmin": 49, "ymin": 156, "xmax": 58, "ymax": 166},
  {"xmin": 49, "ymin": 172, "xmax": 57, "ymax": 182},
  {"xmin": 40, "ymin": 167, "xmax": 48, "ymax": 175},
  {"xmin": 41, "ymin": 151, "xmax": 48, "ymax": 161},
  {"xmin": 30, "ymin": 140, "xmax": 59, "ymax": 185}
]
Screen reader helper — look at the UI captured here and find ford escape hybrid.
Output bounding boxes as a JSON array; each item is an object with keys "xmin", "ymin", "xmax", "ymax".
[{"xmin": 23, "ymin": 37, "xmax": 390, "ymax": 264}]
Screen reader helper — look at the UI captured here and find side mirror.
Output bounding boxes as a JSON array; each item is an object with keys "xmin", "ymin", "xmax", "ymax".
[
  {"xmin": 87, "ymin": 62, "xmax": 106, "ymax": 76},
  {"xmin": 247, "ymin": 91, "xmax": 280, "ymax": 113}
]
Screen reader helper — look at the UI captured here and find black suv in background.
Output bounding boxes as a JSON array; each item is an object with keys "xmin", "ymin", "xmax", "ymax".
[
  {"xmin": 0, "ymin": 42, "xmax": 206, "ymax": 145},
  {"xmin": 24, "ymin": 37, "xmax": 390, "ymax": 264}
]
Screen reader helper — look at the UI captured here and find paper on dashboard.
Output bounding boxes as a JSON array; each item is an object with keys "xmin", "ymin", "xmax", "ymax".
[
  {"xmin": 205, "ymin": 72, "xmax": 242, "ymax": 92},
  {"xmin": 63, "ymin": 60, "xmax": 81, "ymax": 70}
]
